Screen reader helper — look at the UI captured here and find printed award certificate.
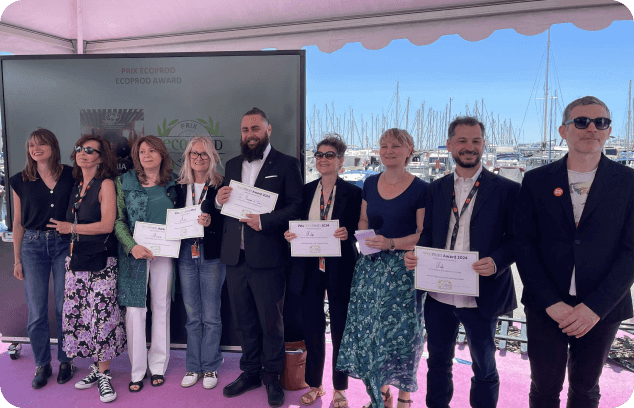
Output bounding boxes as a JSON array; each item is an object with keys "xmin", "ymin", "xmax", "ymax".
[
  {"xmin": 133, "ymin": 222, "xmax": 180, "ymax": 258},
  {"xmin": 220, "ymin": 180, "xmax": 279, "ymax": 220},
  {"xmin": 289, "ymin": 220, "xmax": 341, "ymax": 257},
  {"xmin": 414, "ymin": 246, "xmax": 479, "ymax": 296},
  {"xmin": 165, "ymin": 205, "xmax": 204, "ymax": 240}
]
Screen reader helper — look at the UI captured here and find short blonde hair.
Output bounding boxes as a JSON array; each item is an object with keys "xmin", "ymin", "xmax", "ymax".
[
  {"xmin": 178, "ymin": 136, "xmax": 223, "ymax": 188},
  {"xmin": 379, "ymin": 128, "xmax": 415, "ymax": 165}
]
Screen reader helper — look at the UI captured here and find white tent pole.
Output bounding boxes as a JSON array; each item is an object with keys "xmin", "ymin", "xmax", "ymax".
[{"xmin": 76, "ymin": 0, "xmax": 84, "ymax": 54}]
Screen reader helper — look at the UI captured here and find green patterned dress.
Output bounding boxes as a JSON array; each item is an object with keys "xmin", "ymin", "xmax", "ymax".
[
  {"xmin": 337, "ymin": 251, "xmax": 425, "ymax": 406},
  {"xmin": 336, "ymin": 174, "xmax": 428, "ymax": 407}
]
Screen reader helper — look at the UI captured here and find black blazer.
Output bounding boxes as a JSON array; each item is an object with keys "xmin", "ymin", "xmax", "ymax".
[
  {"xmin": 288, "ymin": 177, "xmax": 363, "ymax": 299},
  {"xmin": 418, "ymin": 167, "xmax": 519, "ymax": 318},
  {"xmin": 176, "ymin": 183, "xmax": 224, "ymax": 260},
  {"xmin": 220, "ymin": 147, "xmax": 303, "ymax": 268},
  {"xmin": 514, "ymin": 154, "xmax": 634, "ymax": 323}
]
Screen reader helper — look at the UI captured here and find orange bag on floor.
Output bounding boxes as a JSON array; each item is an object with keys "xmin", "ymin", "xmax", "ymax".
[{"xmin": 281, "ymin": 340, "xmax": 309, "ymax": 391}]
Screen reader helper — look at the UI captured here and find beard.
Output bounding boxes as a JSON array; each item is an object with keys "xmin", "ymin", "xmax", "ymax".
[
  {"xmin": 452, "ymin": 149, "xmax": 482, "ymax": 168},
  {"xmin": 241, "ymin": 132, "xmax": 270, "ymax": 162}
]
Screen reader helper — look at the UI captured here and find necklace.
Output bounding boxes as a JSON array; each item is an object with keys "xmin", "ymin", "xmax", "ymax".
[{"xmin": 382, "ymin": 173, "xmax": 407, "ymax": 186}]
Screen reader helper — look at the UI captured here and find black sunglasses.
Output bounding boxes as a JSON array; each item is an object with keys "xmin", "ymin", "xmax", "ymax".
[
  {"xmin": 564, "ymin": 117, "xmax": 611, "ymax": 130},
  {"xmin": 314, "ymin": 151, "xmax": 340, "ymax": 160},
  {"xmin": 74, "ymin": 145, "xmax": 101, "ymax": 155}
]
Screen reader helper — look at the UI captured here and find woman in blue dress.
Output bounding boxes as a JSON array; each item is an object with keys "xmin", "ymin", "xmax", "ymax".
[{"xmin": 337, "ymin": 128, "xmax": 428, "ymax": 408}]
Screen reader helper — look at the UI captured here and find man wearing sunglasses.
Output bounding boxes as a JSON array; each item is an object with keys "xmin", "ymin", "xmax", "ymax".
[{"xmin": 514, "ymin": 96, "xmax": 634, "ymax": 408}]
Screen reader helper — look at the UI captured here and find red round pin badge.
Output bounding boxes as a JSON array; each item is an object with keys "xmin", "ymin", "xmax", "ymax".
[{"xmin": 554, "ymin": 188, "xmax": 563, "ymax": 196}]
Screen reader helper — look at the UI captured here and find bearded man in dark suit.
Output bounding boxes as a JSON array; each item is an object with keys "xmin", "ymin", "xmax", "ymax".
[{"xmin": 217, "ymin": 107, "xmax": 303, "ymax": 407}]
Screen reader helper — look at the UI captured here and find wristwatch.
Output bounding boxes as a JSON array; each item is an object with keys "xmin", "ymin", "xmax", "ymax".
[{"xmin": 389, "ymin": 238, "xmax": 395, "ymax": 253}]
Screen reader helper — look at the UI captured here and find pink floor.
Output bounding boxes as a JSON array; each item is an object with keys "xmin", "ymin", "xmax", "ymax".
[{"xmin": 1, "ymin": 333, "xmax": 634, "ymax": 408}]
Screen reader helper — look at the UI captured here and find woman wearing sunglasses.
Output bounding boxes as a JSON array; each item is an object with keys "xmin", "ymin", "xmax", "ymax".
[
  {"xmin": 114, "ymin": 136, "xmax": 179, "ymax": 392},
  {"xmin": 9, "ymin": 129, "xmax": 76, "ymax": 389},
  {"xmin": 48, "ymin": 135, "xmax": 124, "ymax": 403},
  {"xmin": 176, "ymin": 137, "xmax": 226, "ymax": 390},
  {"xmin": 284, "ymin": 135, "xmax": 362, "ymax": 408}
]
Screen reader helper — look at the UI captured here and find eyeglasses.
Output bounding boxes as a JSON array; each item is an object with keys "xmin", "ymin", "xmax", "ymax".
[
  {"xmin": 314, "ymin": 151, "xmax": 340, "ymax": 160},
  {"xmin": 189, "ymin": 151, "xmax": 210, "ymax": 160},
  {"xmin": 564, "ymin": 117, "xmax": 611, "ymax": 130},
  {"xmin": 74, "ymin": 145, "xmax": 101, "ymax": 155}
]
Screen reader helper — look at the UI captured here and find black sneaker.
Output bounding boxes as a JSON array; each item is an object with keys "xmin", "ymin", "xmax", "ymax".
[
  {"xmin": 75, "ymin": 363, "xmax": 99, "ymax": 389},
  {"xmin": 57, "ymin": 361, "xmax": 77, "ymax": 384},
  {"xmin": 32, "ymin": 363, "xmax": 52, "ymax": 389},
  {"xmin": 97, "ymin": 370, "xmax": 117, "ymax": 403}
]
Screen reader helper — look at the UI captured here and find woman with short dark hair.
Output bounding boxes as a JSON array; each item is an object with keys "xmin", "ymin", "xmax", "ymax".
[
  {"xmin": 48, "ymin": 135, "xmax": 124, "ymax": 403},
  {"xmin": 10, "ymin": 128, "xmax": 76, "ymax": 389},
  {"xmin": 285, "ymin": 134, "xmax": 362, "ymax": 408}
]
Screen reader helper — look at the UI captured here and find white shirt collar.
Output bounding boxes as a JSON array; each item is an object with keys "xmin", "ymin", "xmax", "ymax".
[{"xmin": 453, "ymin": 163, "xmax": 483, "ymax": 184}]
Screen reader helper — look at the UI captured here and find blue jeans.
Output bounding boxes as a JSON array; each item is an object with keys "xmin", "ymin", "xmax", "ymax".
[
  {"xmin": 425, "ymin": 296, "xmax": 500, "ymax": 408},
  {"xmin": 21, "ymin": 230, "xmax": 71, "ymax": 367},
  {"xmin": 178, "ymin": 239, "xmax": 226, "ymax": 372}
]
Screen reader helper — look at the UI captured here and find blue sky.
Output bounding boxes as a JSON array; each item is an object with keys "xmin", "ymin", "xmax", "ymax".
[{"xmin": 305, "ymin": 20, "xmax": 634, "ymax": 146}]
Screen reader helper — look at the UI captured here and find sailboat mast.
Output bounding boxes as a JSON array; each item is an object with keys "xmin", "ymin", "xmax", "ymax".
[
  {"xmin": 395, "ymin": 81, "xmax": 399, "ymax": 128},
  {"xmin": 628, "ymin": 80, "xmax": 632, "ymax": 150},
  {"xmin": 543, "ymin": 28, "xmax": 551, "ymax": 147}
]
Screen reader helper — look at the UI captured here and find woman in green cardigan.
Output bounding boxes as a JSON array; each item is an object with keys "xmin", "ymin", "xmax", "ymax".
[{"xmin": 114, "ymin": 136, "xmax": 180, "ymax": 392}]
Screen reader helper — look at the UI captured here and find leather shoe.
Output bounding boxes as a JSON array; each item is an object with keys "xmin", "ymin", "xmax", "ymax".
[
  {"xmin": 223, "ymin": 372, "xmax": 262, "ymax": 397},
  {"xmin": 266, "ymin": 380, "xmax": 285, "ymax": 407},
  {"xmin": 32, "ymin": 363, "xmax": 52, "ymax": 389},
  {"xmin": 57, "ymin": 361, "xmax": 76, "ymax": 384}
]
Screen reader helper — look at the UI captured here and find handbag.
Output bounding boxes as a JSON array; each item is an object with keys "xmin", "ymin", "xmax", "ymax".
[
  {"xmin": 280, "ymin": 340, "xmax": 309, "ymax": 391},
  {"xmin": 69, "ymin": 236, "xmax": 109, "ymax": 272}
]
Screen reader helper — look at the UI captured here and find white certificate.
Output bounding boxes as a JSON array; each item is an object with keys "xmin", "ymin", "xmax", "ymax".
[
  {"xmin": 165, "ymin": 205, "xmax": 204, "ymax": 240},
  {"xmin": 414, "ymin": 246, "xmax": 479, "ymax": 296},
  {"xmin": 220, "ymin": 180, "xmax": 279, "ymax": 220},
  {"xmin": 289, "ymin": 220, "xmax": 341, "ymax": 257},
  {"xmin": 133, "ymin": 222, "xmax": 181, "ymax": 258}
]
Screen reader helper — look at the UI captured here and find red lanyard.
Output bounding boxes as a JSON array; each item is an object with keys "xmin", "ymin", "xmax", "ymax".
[{"xmin": 449, "ymin": 172, "xmax": 482, "ymax": 250}]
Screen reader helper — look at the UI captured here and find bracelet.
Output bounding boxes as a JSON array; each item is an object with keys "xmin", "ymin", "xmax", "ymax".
[
  {"xmin": 71, "ymin": 223, "xmax": 77, "ymax": 234},
  {"xmin": 14, "ymin": 261, "xmax": 21, "ymax": 266}
]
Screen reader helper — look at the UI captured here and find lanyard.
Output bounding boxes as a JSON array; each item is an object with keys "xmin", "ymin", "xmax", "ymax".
[
  {"xmin": 319, "ymin": 182, "xmax": 334, "ymax": 221},
  {"xmin": 70, "ymin": 178, "xmax": 95, "ymax": 255},
  {"xmin": 191, "ymin": 183, "xmax": 209, "ymax": 206},
  {"xmin": 449, "ymin": 172, "xmax": 482, "ymax": 250}
]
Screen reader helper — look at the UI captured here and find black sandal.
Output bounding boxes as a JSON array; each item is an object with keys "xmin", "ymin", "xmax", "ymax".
[
  {"xmin": 129, "ymin": 380, "xmax": 144, "ymax": 392},
  {"xmin": 151, "ymin": 374, "xmax": 165, "ymax": 387},
  {"xmin": 129, "ymin": 372, "xmax": 147, "ymax": 392},
  {"xmin": 397, "ymin": 398, "xmax": 413, "ymax": 408}
]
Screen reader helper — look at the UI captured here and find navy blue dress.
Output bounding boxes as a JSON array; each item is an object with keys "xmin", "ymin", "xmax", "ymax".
[{"xmin": 337, "ymin": 174, "xmax": 428, "ymax": 406}]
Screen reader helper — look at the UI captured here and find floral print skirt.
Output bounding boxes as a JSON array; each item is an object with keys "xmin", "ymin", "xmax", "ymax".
[
  {"xmin": 336, "ymin": 251, "xmax": 425, "ymax": 407},
  {"xmin": 62, "ymin": 257, "xmax": 127, "ymax": 362}
]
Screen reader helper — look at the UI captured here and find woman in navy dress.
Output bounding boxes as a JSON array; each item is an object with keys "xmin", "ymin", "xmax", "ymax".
[{"xmin": 337, "ymin": 128, "xmax": 428, "ymax": 408}]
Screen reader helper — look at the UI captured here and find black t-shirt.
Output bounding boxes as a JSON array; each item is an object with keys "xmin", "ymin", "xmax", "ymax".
[{"xmin": 9, "ymin": 165, "xmax": 75, "ymax": 230}]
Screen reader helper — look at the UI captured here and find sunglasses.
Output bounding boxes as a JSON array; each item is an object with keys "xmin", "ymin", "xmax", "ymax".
[
  {"xmin": 564, "ymin": 117, "xmax": 611, "ymax": 130},
  {"xmin": 314, "ymin": 151, "xmax": 340, "ymax": 160},
  {"xmin": 74, "ymin": 145, "xmax": 101, "ymax": 155}
]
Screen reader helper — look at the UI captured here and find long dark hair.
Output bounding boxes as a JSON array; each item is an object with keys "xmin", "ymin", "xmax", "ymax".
[
  {"xmin": 22, "ymin": 128, "xmax": 63, "ymax": 182},
  {"xmin": 70, "ymin": 135, "xmax": 118, "ymax": 180},
  {"xmin": 131, "ymin": 136, "xmax": 173, "ymax": 186}
]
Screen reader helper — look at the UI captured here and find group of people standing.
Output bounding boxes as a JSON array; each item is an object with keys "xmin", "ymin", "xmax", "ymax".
[{"xmin": 10, "ymin": 97, "xmax": 634, "ymax": 408}]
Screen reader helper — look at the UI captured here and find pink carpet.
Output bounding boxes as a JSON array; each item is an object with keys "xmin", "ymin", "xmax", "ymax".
[{"xmin": 1, "ymin": 333, "xmax": 633, "ymax": 408}]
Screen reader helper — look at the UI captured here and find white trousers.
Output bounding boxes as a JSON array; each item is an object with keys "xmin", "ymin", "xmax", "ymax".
[{"xmin": 125, "ymin": 256, "xmax": 172, "ymax": 382}]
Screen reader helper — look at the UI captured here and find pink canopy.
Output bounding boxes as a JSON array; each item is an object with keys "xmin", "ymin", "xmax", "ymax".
[{"xmin": 0, "ymin": 0, "xmax": 632, "ymax": 55}]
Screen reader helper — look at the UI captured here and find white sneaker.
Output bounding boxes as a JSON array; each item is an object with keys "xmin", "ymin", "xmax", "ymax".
[
  {"xmin": 203, "ymin": 371, "xmax": 218, "ymax": 389},
  {"xmin": 181, "ymin": 372, "xmax": 200, "ymax": 388}
]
